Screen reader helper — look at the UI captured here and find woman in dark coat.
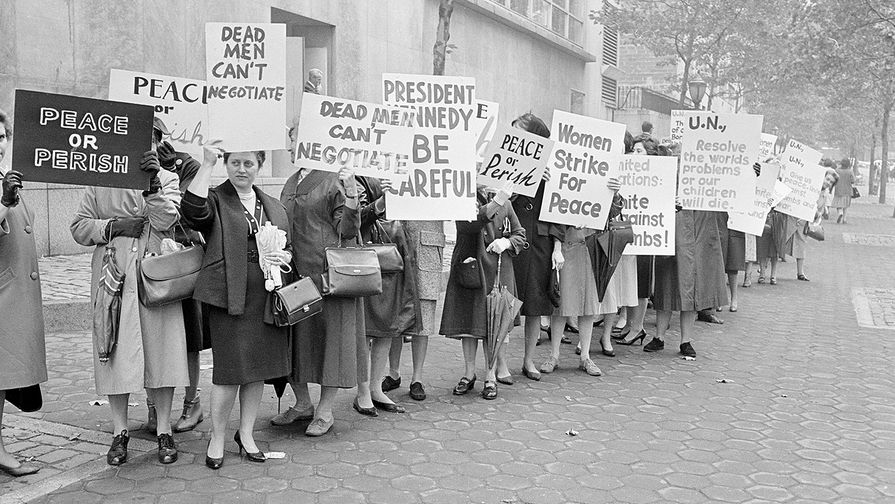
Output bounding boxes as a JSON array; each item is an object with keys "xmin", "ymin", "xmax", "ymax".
[
  {"xmin": 0, "ymin": 112, "xmax": 47, "ymax": 477},
  {"xmin": 182, "ymin": 143, "xmax": 293, "ymax": 469},
  {"xmin": 509, "ymin": 113, "xmax": 564, "ymax": 382},
  {"xmin": 279, "ymin": 166, "xmax": 364, "ymax": 437},
  {"xmin": 355, "ymin": 176, "xmax": 421, "ymax": 413},
  {"xmin": 441, "ymin": 188, "xmax": 526, "ymax": 400}
]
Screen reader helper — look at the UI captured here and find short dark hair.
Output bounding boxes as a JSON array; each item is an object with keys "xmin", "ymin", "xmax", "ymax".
[
  {"xmin": 641, "ymin": 121, "xmax": 653, "ymax": 133},
  {"xmin": 632, "ymin": 133, "xmax": 658, "ymax": 155},
  {"xmin": 223, "ymin": 151, "xmax": 266, "ymax": 166},
  {"xmin": 0, "ymin": 109, "xmax": 11, "ymax": 139},
  {"xmin": 624, "ymin": 131, "xmax": 635, "ymax": 154},
  {"xmin": 840, "ymin": 158, "xmax": 851, "ymax": 169},
  {"xmin": 511, "ymin": 112, "xmax": 550, "ymax": 139}
]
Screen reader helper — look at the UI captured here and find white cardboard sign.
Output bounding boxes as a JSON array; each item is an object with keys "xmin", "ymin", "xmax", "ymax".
[
  {"xmin": 477, "ymin": 123, "xmax": 553, "ymax": 197},
  {"xmin": 617, "ymin": 155, "xmax": 677, "ymax": 255},
  {"xmin": 776, "ymin": 139, "xmax": 825, "ymax": 221}
]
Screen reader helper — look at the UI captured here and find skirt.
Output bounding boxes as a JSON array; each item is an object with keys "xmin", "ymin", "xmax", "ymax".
[
  {"xmin": 636, "ymin": 255, "xmax": 653, "ymax": 299},
  {"xmin": 206, "ymin": 266, "xmax": 291, "ymax": 385},
  {"xmin": 554, "ymin": 241, "xmax": 599, "ymax": 317},
  {"xmin": 182, "ymin": 299, "xmax": 211, "ymax": 353},
  {"xmin": 745, "ymin": 234, "xmax": 757, "ymax": 263},
  {"xmin": 614, "ymin": 256, "xmax": 639, "ymax": 307},
  {"xmin": 725, "ymin": 232, "xmax": 746, "ymax": 273},
  {"xmin": 831, "ymin": 195, "xmax": 851, "ymax": 209},
  {"xmin": 293, "ymin": 296, "xmax": 365, "ymax": 388},
  {"xmin": 791, "ymin": 221, "xmax": 808, "ymax": 259}
]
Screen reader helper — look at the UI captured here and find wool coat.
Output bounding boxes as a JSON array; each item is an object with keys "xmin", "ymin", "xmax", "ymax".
[
  {"xmin": 70, "ymin": 170, "xmax": 188, "ymax": 394},
  {"xmin": 0, "ymin": 189, "xmax": 48, "ymax": 391}
]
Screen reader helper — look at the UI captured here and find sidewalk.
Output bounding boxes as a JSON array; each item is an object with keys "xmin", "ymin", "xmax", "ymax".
[{"xmin": 3, "ymin": 198, "xmax": 895, "ymax": 503}]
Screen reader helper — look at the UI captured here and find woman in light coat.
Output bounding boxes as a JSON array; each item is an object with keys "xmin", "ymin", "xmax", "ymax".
[
  {"xmin": 0, "ymin": 110, "xmax": 47, "ymax": 477},
  {"xmin": 71, "ymin": 130, "xmax": 188, "ymax": 466}
]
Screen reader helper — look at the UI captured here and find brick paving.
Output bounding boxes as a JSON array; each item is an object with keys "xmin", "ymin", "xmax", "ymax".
[
  {"xmin": 3, "ymin": 198, "xmax": 895, "ymax": 503},
  {"xmin": 38, "ymin": 254, "xmax": 92, "ymax": 303}
]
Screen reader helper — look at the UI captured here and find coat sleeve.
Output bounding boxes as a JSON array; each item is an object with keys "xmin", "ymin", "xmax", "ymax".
[
  {"xmin": 330, "ymin": 180, "xmax": 360, "ymax": 242},
  {"xmin": 505, "ymin": 203, "xmax": 527, "ymax": 256},
  {"xmin": 607, "ymin": 193, "xmax": 624, "ymax": 222},
  {"xmin": 181, "ymin": 190, "xmax": 217, "ymax": 235},
  {"xmin": 144, "ymin": 172, "xmax": 180, "ymax": 233},
  {"xmin": 70, "ymin": 187, "xmax": 111, "ymax": 246},
  {"xmin": 358, "ymin": 176, "xmax": 386, "ymax": 230}
]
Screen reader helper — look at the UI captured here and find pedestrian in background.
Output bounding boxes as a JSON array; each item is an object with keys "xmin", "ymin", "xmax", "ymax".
[
  {"xmin": 0, "ymin": 110, "xmax": 47, "ymax": 477},
  {"xmin": 832, "ymin": 158, "xmax": 856, "ymax": 224},
  {"xmin": 71, "ymin": 120, "xmax": 188, "ymax": 466}
]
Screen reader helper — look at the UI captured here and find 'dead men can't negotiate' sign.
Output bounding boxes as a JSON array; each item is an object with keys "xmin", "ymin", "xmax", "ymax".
[
  {"xmin": 295, "ymin": 93, "xmax": 414, "ymax": 179},
  {"xmin": 205, "ymin": 23, "xmax": 286, "ymax": 152},
  {"xmin": 477, "ymin": 122, "xmax": 553, "ymax": 197},
  {"xmin": 539, "ymin": 110, "xmax": 624, "ymax": 230},
  {"xmin": 12, "ymin": 89, "xmax": 153, "ymax": 190},
  {"xmin": 108, "ymin": 69, "xmax": 208, "ymax": 160}
]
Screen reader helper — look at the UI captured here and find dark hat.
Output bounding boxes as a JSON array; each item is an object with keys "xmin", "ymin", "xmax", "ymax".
[{"xmin": 152, "ymin": 116, "xmax": 170, "ymax": 136}]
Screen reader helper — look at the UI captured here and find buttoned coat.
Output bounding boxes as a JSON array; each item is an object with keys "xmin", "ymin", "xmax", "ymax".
[{"xmin": 0, "ymin": 188, "xmax": 47, "ymax": 391}]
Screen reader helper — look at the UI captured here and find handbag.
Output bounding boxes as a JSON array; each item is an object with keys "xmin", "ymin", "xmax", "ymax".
[
  {"xmin": 272, "ymin": 276, "xmax": 323, "ymax": 326},
  {"xmin": 138, "ymin": 222, "xmax": 204, "ymax": 307},
  {"xmin": 138, "ymin": 244, "xmax": 204, "ymax": 307},
  {"xmin": 804, "ymin": 221, "xmax": 824, "ymax": 241},
  {"xmin": 548, "ymin": 268, "xmax": 561, "ymax": 308},
  {"xmin": 366, "ymin": 221, "xmax": 404, "ymax": 273},
  {"xmin": 321, "ymin": 245, "xmax": 383, "ymax": 297},
  {"xmin": 852, "ymin": 186, "xmax": 861, "ymax": 199},
  {"xmin": 455, "ymin": 258, "xmax": 483, "ymax": 289}
]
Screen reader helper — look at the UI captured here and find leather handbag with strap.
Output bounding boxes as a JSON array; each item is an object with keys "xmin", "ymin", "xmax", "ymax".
[
  {"xmin": 852, "ymin": 186, "xmax": 861, "ymax": 199},
  {"xmin": 138, "ymin": 222, "xmax": 204, "ymax": 307},
  {"xmin": 321, "ymin": 240, "xmax": 383, "ymax": 297},
  {"xmin": 366, "ymin": 220, "xmax": 404, "ymax": 273},
  {"xmin": 272, "ymin": 276, "xmax": 323, "ymax": 326},
  {"xmin": 804, "ymin": 220, "xmax": 824, "ymax": 241}
]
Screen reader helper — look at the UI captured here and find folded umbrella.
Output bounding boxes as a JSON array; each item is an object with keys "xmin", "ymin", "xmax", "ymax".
[
  {"xmin": 484, "ymin": 256, "xmax": 523, "ymax": 370},
  {"xmin": 94, "ymin": 246, "xmax": 125, "ymax": 363},
  {"xmin": 590, "ymin": 219, "xmax": 634, "ymax": 302}
]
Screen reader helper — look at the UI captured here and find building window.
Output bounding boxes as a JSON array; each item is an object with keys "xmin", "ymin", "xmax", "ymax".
[
  {"xmin": 488, "ymin": 0, "xmax": 584, "ymax": 46},
  {"xmin": 570, "ymin": 89, "xmax": 585, "ymax": 115},
  {"xmin": 602, "ymin": 26, "xmax": 618, "ymax": 67},
  {"xmin": 602, "ymin": 77, "xmax": 617, "ymax": 107}
]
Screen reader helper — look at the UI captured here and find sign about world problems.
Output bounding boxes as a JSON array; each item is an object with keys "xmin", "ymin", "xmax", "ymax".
[
  {"xmin": 678, "ymin": 111, "xmax": 763, "ymax": 212},
  {"xmin": 539, "ymin": 110, "xmax": 624, "ymax": 229}
]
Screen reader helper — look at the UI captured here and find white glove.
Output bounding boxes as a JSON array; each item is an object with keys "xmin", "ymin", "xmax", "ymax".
[{"xmin": 486, "ymin": 237, "xmax": 512, "ymax": 255}]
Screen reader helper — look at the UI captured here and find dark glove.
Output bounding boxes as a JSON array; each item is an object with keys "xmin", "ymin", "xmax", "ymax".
[
  {"xmin": 157, "ymin": 141, "xmax": 177, "ymax": 169},
  {"xmin": 108, "ymin": 217, "xmax": 147, "ymax": 239},
  {"xmin": 1, "ymin": 170, "xmax": 23, "ymax": 208},
  {"xmin": 753, "ymin": 162, "xmax": 761, "ymax": 177},
  {"xmin": 141, "ymin": 151, "xmax": 162, "ymax": 196}
]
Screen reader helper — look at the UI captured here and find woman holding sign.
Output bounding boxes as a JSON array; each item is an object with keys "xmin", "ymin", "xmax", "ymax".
[
  {"xmin": 508, "ymin": 113, "xmax": 565, "ymax": 382},
  {"xmin": 181, "ymin": 144, "xmax": 293, "ymax": 470},
  {"xmin": 441, "ymin": 187, "xmax": 526, "ymax": 399},
  {"xmin": 71, "ymin": 127, "xmax": 189, "ymax": 466},
  {"xmin": 0, "ymin": 111, "xmax": 47, "ymax": 477}
]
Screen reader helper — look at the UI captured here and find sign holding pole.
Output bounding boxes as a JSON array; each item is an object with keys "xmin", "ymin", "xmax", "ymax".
[
  {"xmin": 205, "ymin": 23, "xmax": 287, "ymax": 152},
  {"xmin": 382, "ymin": 73, "xmax": 478, "ymax": 221},
  {"xmin": 11, "ymin": 89, "xmax": 153, "ymax": 190},
  {"xmin": 539, "ymin": 110, "xmax": 624, "ymax": 229},
  {"xmin": 108, "ymin": 69, "xmax": 208, "ymax": 160},
  {"xmin": 678, "ymin": 111, "xmax": 763, "ymax": 212}
]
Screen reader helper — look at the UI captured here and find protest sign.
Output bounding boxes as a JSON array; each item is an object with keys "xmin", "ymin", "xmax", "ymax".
[
  {"xmin": 108, "ymin": 69, "xmax": 208, "ymax": 160},
  {"xmin": 776, "ymin": 139, "xmax": 824, "ymax": 221},
  {"xmin": 770, "ymin": 180, "xmax": 792, "ymax": 207},
  {"xmin": 382, "ymin": 73, "xmax": 477, "ymax": 221},
  {"xmin": 759, "ymin": 132, "xmax": 778, "ymax": 161},
  {"xmin": 477, "ymin": 123, "xmax": 553, "ymax": 197},
  {"xmin": 539, "ymin": 110, "xmax": 624, "ymax": 229},
  {"xmin": 727, "ymin": 159, "xmax": 781, "ymax": 235},
  {"xmin": 205, "ymin": 23, "xmax": 286, "ymax": 152},
  {"xmin": 617, "ymin": 155, "xmax": 677, "ymax": 255},
  {"xmin": 670, "ymin": 109, "xmax": 686, "ymax": 142},
  {"xmin": 473, "ymin": 99, "xmax": 499, "ymax": 158},
  {"xmin": 678, "ymin": 111, "xmax": 763, "ymax": 212},
  {"xmin": 11, "ymin": 89, "xmax": 153, "ymax": 190},
  {"xmin": 294, "ymin": 93, "xmax": 413, "ymax": 178}
]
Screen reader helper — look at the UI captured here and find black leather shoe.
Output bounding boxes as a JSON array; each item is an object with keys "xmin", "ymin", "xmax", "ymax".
[
  {"xmin": 697, "ymin": 311, "xmax": 724, "ymax": 324},
  {"xmin": 353, "ymin": 398, "xmax": 379, "ymax": 417},
  {"xmin": 372, "ymin": 399, "xmax": 406, "ymax": 413},
  {"xmin": 205, "ymin": 440, "xmax": 223, "ymax": 470},
  {"xmin": 452, "ymin": 375, "xmax": 477, "ymax": 395},
  {"xmin": 157, "ymin": 433, "xmax": 178, "ymax": 464},
  {"xmin": 409, "ymin": 382, "xmax": 426, "ymax": 401},
  {"xmin": 643, "ymin": 338, "xmax": 665, "ymax": 353},
  {"xmin": 381, "ymin": 375, "xmax": 401, "ymax": 392},
  {"xmin": 107, "ymin": 430, "xmax": 129, "ymax": 466},
  {"xmin": 234, "ymin": 431, "xmax": 266, "ymax": 463},
  {"xmin": 680, "ymin": 342, "xmax": 696, "ymax": 357}
]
